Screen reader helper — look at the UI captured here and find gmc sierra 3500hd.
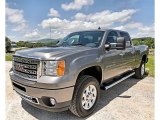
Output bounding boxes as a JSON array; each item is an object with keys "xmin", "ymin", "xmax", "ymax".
[{"xmin": 9, "ymin": 29, "xmax": 149, "ymax": 117}]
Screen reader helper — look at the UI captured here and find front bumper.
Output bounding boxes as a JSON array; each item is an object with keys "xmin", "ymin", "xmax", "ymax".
[{"xmin": 10, "ymin": 71, "xmax": 74, "ymax": 112}]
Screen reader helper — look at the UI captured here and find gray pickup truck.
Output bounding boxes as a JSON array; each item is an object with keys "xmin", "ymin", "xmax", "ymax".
[{"xmin": 9, "ymin": 29, "xmax": 149, "ymax": 117}]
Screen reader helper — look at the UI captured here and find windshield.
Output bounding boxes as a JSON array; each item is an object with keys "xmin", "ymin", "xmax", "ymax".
[{"xmin": 58, "ymin": 31, "xmax": 105, "ymax": 47}]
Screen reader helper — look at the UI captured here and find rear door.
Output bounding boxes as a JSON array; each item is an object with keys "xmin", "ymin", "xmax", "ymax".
[{"xmin": 119, "ymin": 31, "xmax": 136, "ymax": 70}]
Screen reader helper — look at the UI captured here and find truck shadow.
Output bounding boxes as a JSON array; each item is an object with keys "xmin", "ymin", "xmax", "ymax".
[{"xmin": 21, "ymin": 76, "xmax": 146, "ymax": 120}]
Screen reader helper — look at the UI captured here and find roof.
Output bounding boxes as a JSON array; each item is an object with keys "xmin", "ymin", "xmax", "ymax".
[{"xmin": 73, "ymin": 28, "xmax": 128, "ymax": 33}]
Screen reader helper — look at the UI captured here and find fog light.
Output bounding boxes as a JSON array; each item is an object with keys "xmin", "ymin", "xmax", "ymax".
[{"xmin": 50, "ymin": 98, "xmax": 56, "ymax": 105}]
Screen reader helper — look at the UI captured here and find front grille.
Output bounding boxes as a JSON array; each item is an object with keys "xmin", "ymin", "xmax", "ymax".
[{"xmin": 13, "ymin": 55, "xmax": 40, "ymax": 80}]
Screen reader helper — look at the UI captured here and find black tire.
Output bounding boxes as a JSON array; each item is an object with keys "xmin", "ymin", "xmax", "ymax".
[
  {"xmin": 134, "ymin": 61, "xmax": 145, "ymax": 79},
  {"xmin": 69, "ymin": 75, "xmax": 100, "ymax": 117}
]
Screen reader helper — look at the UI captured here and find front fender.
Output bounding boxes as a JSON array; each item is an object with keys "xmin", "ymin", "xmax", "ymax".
[{"xmin": 68, "ymin": 54, "xmax": 103, "ymax": 85}]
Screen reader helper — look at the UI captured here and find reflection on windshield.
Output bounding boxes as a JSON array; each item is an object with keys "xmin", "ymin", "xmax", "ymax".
[{"xmin": 58, "ymin": 31, "xmax": 105, "ymax": 47}]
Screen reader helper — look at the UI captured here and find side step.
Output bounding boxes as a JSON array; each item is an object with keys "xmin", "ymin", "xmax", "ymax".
[{"xmin": 102, "ymin": 72, "xmax": 135, "ymax": 90}]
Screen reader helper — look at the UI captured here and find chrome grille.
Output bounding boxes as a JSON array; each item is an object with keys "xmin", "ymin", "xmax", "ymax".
[{"xmin": 13, "ymin": 56, "xmax": 40, "ymax": 80}]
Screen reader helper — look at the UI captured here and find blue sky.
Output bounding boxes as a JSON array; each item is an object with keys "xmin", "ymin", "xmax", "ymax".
[{"xmin": 6, "ymin": 0, "xmax": 154, "ymax": 41}]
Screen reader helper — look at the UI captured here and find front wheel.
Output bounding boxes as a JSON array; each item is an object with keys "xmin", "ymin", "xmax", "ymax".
[
  {"xmin": 69, "ymin": 75, "xmax": 100, "ymax": 117},
  {"xmin": 134, "ymin": 61, "xmax": 145, "ymax": 79}
]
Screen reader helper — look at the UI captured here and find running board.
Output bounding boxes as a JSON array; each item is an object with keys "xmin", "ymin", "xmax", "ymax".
[{"xmin": 102, "ymin": 72, "xmax": 135, "ymax": 90}]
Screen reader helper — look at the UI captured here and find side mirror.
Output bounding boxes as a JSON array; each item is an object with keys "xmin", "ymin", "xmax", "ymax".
[
  {"xmin": 56, "ymin": 40, "xmax": 59, "ymax": 44},
  {"xmin": 105, "ymin": 37, "xmax": 126, "ymax": 50},
  {"xmin": 115, "ymin": 37, "xmax": 126, "ymax": 50}
]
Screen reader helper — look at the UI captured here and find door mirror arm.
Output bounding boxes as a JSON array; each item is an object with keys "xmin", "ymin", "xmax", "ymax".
[{"xmin": 105, "ymin": 44, "xmax": 111, "ymax": 50}]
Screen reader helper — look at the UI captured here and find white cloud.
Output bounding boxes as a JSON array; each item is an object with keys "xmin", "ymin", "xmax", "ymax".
[
  {"xmin": 40, "ymin": 9, "xmax": 137, "ymax": 38},
  {"xmin": 24, "ymin": 29, "xmax": 40, "ymax": 39},
  {"xmin": 61, "ymin": 0, "xmax": 94, "ymax": 11},
  {"xmin": 114, "ymin": 22, "xmax": 143, "ymax": 30},
  {"xmin": 6, "ymin": 6, "xmax": 27, "ymax": 31},
  {"xmin": 40, "ymin": 17, "xmax": 98, "ymax": 39},
  {"xmin": 39, "ymin": 9, "xmax": 153, "ymax": 39},
  {"xmin": 134, "ymin": 25, "xmax": 154, "ymax": 38},
  {"xmin": 40, "ymin": 17, "xmax": 99, "ymax": 33},
  {"xmin": 74, "ymin": 13, "xmax": 87, "ymax": 21},
  {"xmin": 6, "ymin": 8, "xmax": 24, "ymax": 23},
  {"xmin": 7, "ymin": 35, "xmax": 16, "ymax": 39},
  {"xmin": 114, "ymin": 23, "xmax": 154, "ymax": 38},
  {"xmin": 12, "ymin": 23, "xmax": 27, "ymax": 32},
  {"xmin": 48, "ymin": 8, "xmax": 60, "ymax": 17},
  {"xmin": 47, "ymin": 31, "xmax": 67, "ymax": 39},
  {"xmin": 40, "ymin": 18, "xmax": 69, "ymax": 29},
  {"xmin": 74, "ymin": 9, "xmax": 137, "ymax": 24}
]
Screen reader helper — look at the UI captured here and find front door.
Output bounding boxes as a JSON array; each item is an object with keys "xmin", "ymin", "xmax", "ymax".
[
  {"xmin": 119, "ymin": 31, "xmax": 136, "ymax": 71},
  {"xmin": 102, "ymin": 31, "xmax": 125, "ymax": 81}
]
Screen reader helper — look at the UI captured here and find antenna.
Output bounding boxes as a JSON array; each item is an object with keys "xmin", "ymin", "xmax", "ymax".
[
  {"xmin": 49, "ymin": 23, "xmax": 52, "ymax": 39},
  {"xmin": 98, "ymin": 27, "xmax": 101, "ymax": 30}
]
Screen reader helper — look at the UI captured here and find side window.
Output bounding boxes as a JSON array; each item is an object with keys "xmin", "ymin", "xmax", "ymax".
[
  {"xmin": 106, "ymin": 31, "xmax": 118, "ymax": 44},
  {"xmin": 120, "ymin": 32, "xmax": 131, "ymax": 47}
]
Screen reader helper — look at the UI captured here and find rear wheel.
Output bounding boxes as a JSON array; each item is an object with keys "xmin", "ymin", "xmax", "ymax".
[
  {"xmin": 69, "ymin": 75, "xmax": 100, "ymax": 117},
  {"xmin": 134, "ymin": 61, "xmax": 145, "ymax": 79}
]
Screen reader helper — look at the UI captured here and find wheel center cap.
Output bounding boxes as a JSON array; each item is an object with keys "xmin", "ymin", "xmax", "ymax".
[{"xmin": 82, "ymin": 85, "xmax": 97, "ymax": 110}]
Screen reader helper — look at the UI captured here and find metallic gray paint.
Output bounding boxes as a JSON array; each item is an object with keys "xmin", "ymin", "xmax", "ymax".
[{"xmin": 9, "ymin": 29, "xmax": 149, "ymax": 111}]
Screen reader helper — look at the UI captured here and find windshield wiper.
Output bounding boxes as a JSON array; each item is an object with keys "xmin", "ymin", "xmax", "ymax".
[
  {"xmin": 72, "ymin": 43, "xmax": 84, "ymax": 46},
  {"xmin": 47, "ymin": 45, "xmax": 59, "ymax": 47}
]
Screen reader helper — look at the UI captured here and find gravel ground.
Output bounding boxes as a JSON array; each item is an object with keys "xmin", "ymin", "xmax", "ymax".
[{"xmin": 5, "ymin": 61, "xmax": 154, "ymax": 120}]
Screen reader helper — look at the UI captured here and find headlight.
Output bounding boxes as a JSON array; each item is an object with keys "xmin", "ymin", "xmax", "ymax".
[{"xmin": 42, "ymin": 60, "xmax": 65, "ymax": 76}]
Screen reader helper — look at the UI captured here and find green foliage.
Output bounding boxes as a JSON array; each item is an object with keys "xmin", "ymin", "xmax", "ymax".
[
  {"xmin": 16, "ymin": 41, "xmax": 57, "ymax": 48},
  {"xmin": 44, "ymin": 41, "xmax": 57, "ymax": 46},
  {"xmin": 5, "ymin": 53, "xmax": 13, "ymax": 61},
  {"xmin": 132, "ymin": 37, "xmax": 154, "ymax": 48},
  {"xmin": 146, "ymin": 55, "xmax": 154, "ymax": 77},
  {"xmin": 5, "ymin": 37, "xmax": 11, "ymax": 53},
  {"xmin": 16, "ymin": 41, "xmax": 26, "ymax": 47}
]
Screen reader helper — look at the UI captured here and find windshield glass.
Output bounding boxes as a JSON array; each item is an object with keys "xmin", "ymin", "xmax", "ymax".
[{"xmin": 58, "ymin": 31, "xmax": 105, "ymax": 47}]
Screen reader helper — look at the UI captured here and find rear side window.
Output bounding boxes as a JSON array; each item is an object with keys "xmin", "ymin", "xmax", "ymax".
[
  {"xmin": 120, "ymin": 32, "xmax": 132, "ymax": 47},
  {"xmin": 106, "ymin": 31, "xmax": 118, "ymax": 44}
]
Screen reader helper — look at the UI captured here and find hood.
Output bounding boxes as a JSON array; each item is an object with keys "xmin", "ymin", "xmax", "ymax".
[{"xmin": 15, "ymin": 46, "xmax": 95, "ymax": 60}]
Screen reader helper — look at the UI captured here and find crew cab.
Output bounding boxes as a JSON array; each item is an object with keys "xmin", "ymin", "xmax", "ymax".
[{"xmin": 9, "ymin": 29, "xmax": 149, "ymax": 117}]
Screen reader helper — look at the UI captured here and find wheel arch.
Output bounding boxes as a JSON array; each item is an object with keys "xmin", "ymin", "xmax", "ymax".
[
  {"xmin": 76, "ymin": 66, "xmax": 103, "ymax": 85},
  {"xmin": 142, "ymin": 54, "xmax": 148, "ymax": 63}
]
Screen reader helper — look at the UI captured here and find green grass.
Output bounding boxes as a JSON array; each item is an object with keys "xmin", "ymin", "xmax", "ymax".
[
  {"xmin": 5, "ymin": 53, "xmax": 13, "ymax": 61},
  {"xmin": 146, "ymin": 55, "xmax": 154, "ymax": 77}
]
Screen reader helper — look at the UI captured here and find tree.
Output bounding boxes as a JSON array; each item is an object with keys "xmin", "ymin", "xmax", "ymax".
[
  {"xmin": 132, "ymin": 37, "xmax": 154, "ymax": 49},
  {"xmin": 16, "ymin": 41, "xmax": 25, "ymax": 47},
  {"xmin": 5, "ymin": 37, "xmax": 11, "ymax": 53}
]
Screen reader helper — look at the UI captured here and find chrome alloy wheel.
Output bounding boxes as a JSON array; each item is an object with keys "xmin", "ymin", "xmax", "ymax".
[
  {"xmin": 82, "ymin": 85, "xmax": 97, "ymax": 110},
  {"xmin": 141, "ymin": 63, "xmax": 145, "ymax": 76}
]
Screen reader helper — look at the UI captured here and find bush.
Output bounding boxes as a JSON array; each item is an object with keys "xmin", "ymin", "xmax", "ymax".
[
  {"xmin": 16, "ymin": 41, "xmax": 57, "ymax": 48},
  {"xmin": 5, "ymin": 53, "xmax": 13, "ymax": 61},
  {"xmin": 132, "ymin": 37, "xmax": 154, "ymax": 49},
  {"xmin": 5, "ymin": 37, "xmax": 11, "ymax": 53}
]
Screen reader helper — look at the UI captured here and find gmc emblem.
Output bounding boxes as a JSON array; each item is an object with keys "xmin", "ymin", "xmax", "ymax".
[{"xmin": 14, "ymin": 63, "xmax": 25, "ymax": 72}]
